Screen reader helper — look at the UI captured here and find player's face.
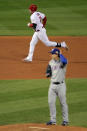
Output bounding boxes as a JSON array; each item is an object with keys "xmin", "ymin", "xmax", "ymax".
[{"xmin": 52, "ymin": 54, "xmax": 59, "ymax": 60}]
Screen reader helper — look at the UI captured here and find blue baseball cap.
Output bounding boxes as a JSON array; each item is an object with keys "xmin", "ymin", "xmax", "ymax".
[{"xmin": 50, "ymin": 48, "xmax": 60, "ymax": 55}]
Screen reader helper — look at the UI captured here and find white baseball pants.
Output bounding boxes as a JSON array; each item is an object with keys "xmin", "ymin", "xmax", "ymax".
[
  {"xmin": 48, "ymin": 82, "xmax": 69, "ymax": 123},
  {"xmin": 27, "ymin": 28, "xmax": 57, "ymax": 61}
]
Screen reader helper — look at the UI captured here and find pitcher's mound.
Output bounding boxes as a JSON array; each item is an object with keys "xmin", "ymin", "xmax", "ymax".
[{"xmin": 0, "ymin": 123, "xmax": 87, "ymax": 131}]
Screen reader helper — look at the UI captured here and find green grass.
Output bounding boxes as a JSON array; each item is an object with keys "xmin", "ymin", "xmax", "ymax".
[
  {"xmin": 0, "ymin": 79, "xmax": 87, "ymax": 128},
  {"xmin": 0, "ymin": 0, "xmax": 87, "ymax": 35}
]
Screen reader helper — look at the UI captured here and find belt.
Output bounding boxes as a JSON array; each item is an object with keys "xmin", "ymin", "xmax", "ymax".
[
  {"xmin": 36, "ymin": 27, "xmax": 44, "ymax": 32},
  {"xmin": 36, "ymin": 30, "xmax": 40, "ymax": 32},
  {"xmin": 53, "ymin": 81, "xmax": 64, "ymax": 85}
]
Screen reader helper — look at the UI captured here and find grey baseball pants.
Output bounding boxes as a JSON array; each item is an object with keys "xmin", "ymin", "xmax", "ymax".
[{"xmin": 48, "ymin": 81, "xmax": 69, "ymax": 123}]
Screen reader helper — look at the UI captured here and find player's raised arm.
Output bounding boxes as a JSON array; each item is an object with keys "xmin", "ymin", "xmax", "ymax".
[
  {"xmin": 59, "ymin": 50, "xmax": 67, "ymax": 68},
  {"xmin": 60, "ymin": 54, "xmax": 67, "ymax": 65}
]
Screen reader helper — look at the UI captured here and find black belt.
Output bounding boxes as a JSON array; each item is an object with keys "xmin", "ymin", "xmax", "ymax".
[
  {"xmin": 53, "ymin": 81, "xmax": 64, "ymax": 85},
  {"xmin": 36, "ymin": 30, "xmax": 40, "ymax": 32},
  {"xmin": 36, "ymin": 27, "xmax": 44, "ymax": 32}
]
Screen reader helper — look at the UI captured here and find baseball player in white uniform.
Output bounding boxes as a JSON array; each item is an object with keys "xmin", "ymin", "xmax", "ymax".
[
  {"xmin": 23, "ymin": 4, "xmax": 68, "ymax": 62},
  {"xmin": 46, "ymin": 48, "xmax": 69, "ymax": 126}
]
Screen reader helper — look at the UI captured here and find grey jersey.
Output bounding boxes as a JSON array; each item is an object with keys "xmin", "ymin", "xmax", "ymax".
[{"xmin": 49, "ymin": 59, "xmax": 67, "ymax": 83}]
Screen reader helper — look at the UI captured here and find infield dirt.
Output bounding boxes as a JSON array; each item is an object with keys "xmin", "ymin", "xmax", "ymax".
[{"xmin": 0, "ymin": 36, "xmax": 87, "ymax": 79}]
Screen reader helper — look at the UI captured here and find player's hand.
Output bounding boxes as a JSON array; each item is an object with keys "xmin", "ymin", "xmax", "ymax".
[
  {"xmin": 61, "ymin": 42, "xmax": 69, "ymax": 51},
  {"xmin": 27, "ymin": 23, "xmax": 31, "ymax": 27}
]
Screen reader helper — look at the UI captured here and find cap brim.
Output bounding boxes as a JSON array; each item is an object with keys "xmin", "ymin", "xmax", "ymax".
[{"xmin": 49, "ymin": 51, "xmax": 57, "ymax": 55}]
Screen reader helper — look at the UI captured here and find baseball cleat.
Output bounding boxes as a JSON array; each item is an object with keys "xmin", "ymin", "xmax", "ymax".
[
  {"xmin": 61, "ymin": 41, "xmax": 69, "ymax": 50},
  {"xmin": 23, "ymin": 57, "xmax": 32, "ymax": 62},
  {"xmin": 46, "ymin": 121, "xmax": 56, "ymax": 125},
  {"xmin": 61, "ymin": 121, "xmax": 69, "ymax": 126}
]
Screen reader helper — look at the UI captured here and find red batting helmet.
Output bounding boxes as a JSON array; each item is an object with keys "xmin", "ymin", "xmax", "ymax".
[{"xmin": 29, "ymin": 4, "xmax": 37, "ymax": 12}]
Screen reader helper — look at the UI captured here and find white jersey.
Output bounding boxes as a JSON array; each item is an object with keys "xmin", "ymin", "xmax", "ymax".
[
  {"xmin": 49, "ymin": 59, "xmax": 67, "ymax": 83},
  {"xmin": 30, "ymin": 11, "xmax": 45, "ymax": 31}
]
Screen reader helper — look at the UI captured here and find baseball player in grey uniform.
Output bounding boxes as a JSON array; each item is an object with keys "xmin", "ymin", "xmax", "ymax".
[
  {"xmin": 23, "ymin": 4, "xmax": 68, "ymax": 62},
  {"xmin": 46, "ymin": 48, "xmax": 69, "ymax": 126}
]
